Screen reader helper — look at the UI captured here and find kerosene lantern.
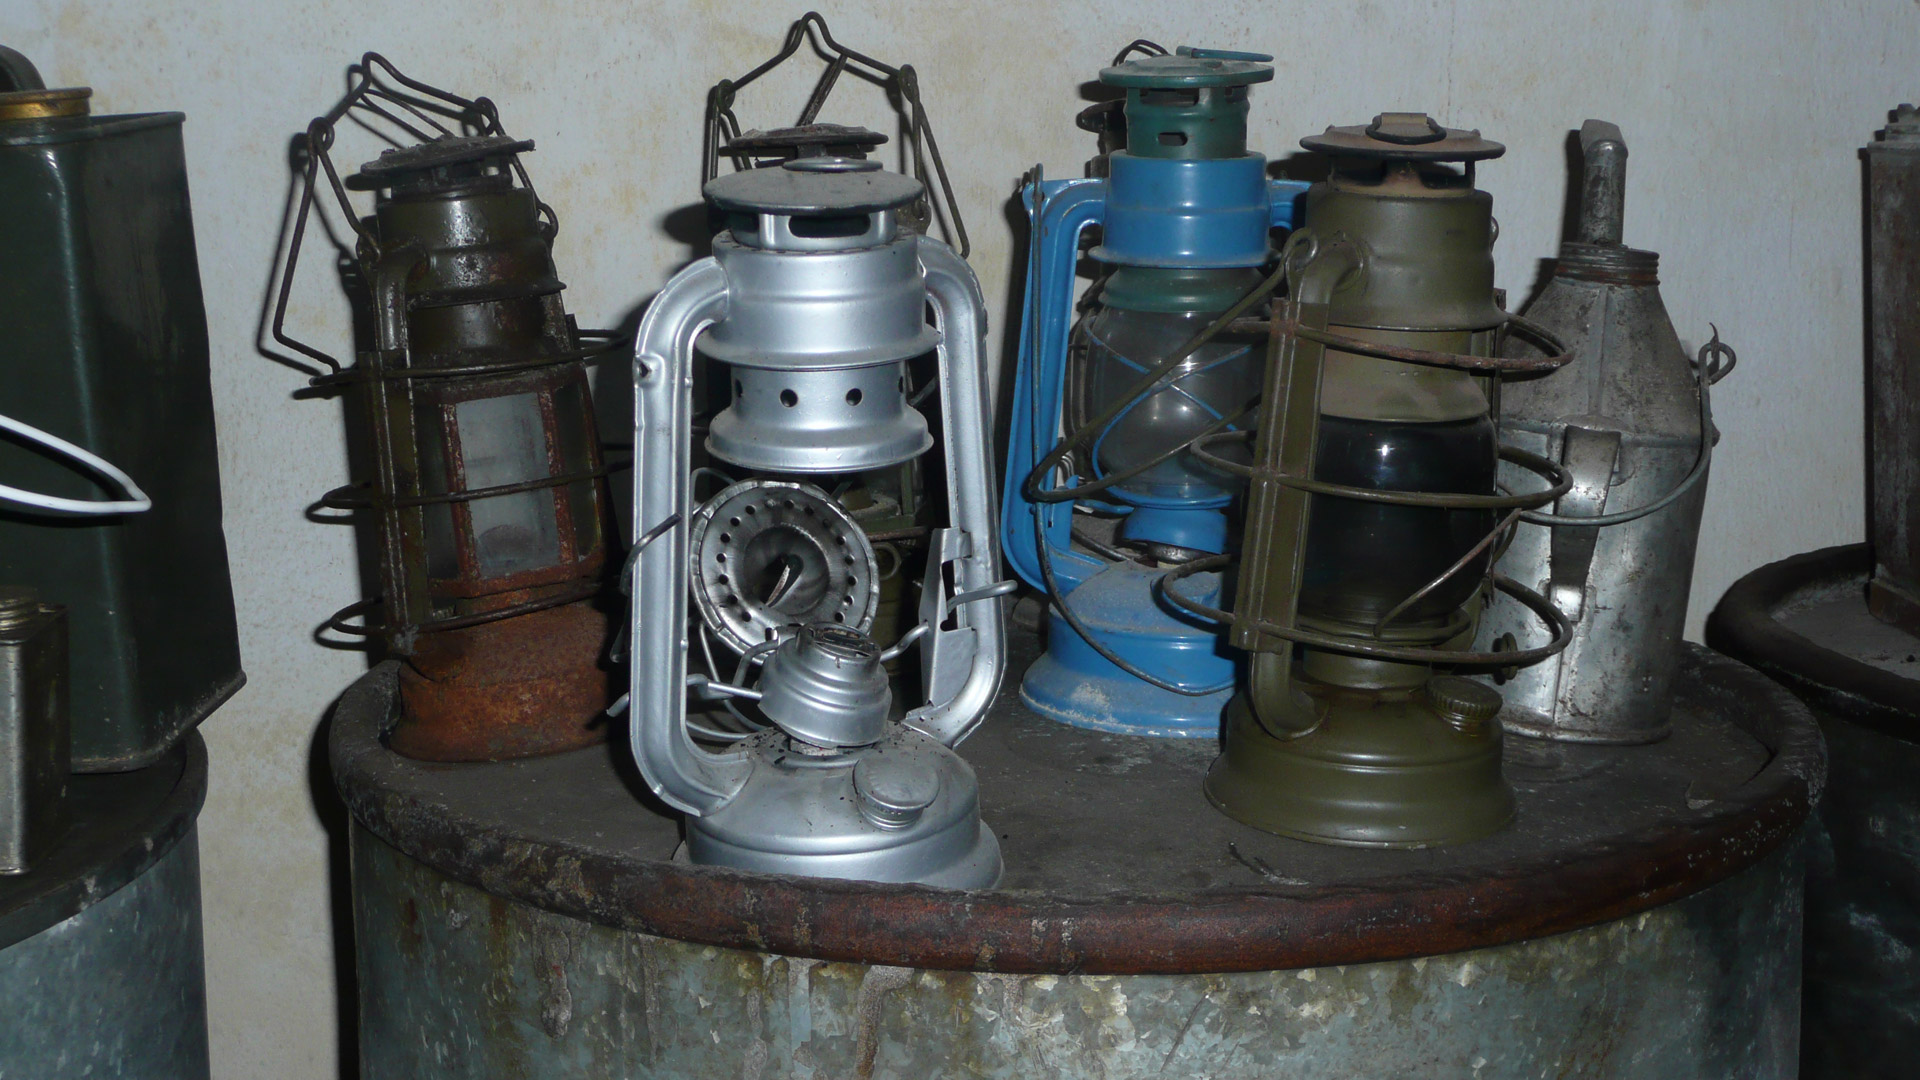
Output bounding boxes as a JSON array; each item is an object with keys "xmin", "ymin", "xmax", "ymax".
[
  {"xmin": 697, "ymin": 14, "xmax": 971, "ymax": 660},
  {"xmin": 273, "ymin": 56, "xmax": 618, "ymax": 760},
  {"xmin": 626, "ymin": 148, "xmax": 1007, "ymax": 886},
  {"xmin": 1002, "ymin": 43, "xmax": 1309, "ymax": 736},
  {"xmin": 1163, "ymin": 114, "xmax": 1573, "ymax": 846}
]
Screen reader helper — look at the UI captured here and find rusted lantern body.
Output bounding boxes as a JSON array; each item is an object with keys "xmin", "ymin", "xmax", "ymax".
[
  {"xmin": 349, "ymin": 137, "xmax": 613, "ymax": 760},
  {"xmin": 278, "ymin": 61, "xmax": 618, "ymax": 761}
]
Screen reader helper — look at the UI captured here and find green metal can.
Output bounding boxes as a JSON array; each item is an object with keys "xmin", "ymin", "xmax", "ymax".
[{"xmin": 0, "ymin": 49, "xmax": 242, "ymax": 771}]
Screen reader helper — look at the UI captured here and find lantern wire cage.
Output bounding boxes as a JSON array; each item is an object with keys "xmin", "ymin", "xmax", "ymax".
[
  {"xmin": 702, "ymin": 11, "xmax": 969, "ymax": 258},
  {"xmin": 270, "ymin": 53, "xmax": 629, "ymax": 646},
  {"xmin": 1016, "ymin": 218, "xmax": 1647, "ymax": 685}
]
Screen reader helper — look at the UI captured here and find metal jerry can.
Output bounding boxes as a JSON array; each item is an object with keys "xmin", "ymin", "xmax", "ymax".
[
  {"xmin": 1477, "ymin": 120, "xmax": 1731, "ymax": 743},
  {"xmin": 0, "ymin": 47, "xmax": 243, "ymax": 770}
]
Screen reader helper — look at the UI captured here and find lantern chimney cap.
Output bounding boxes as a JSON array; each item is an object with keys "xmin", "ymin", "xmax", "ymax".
[
  {"xmin": 1302, "ymin": 114, "xmax": 1504, "ymax": 162},
  {"xmin": 348, "ymin": 133, "xmax": 533, "ymax": 189},
  {"xmin": 1100, "ymin": 46, "xmax": 1274, "ymax": 88},
  {"xmin": 725, "ymin": 123, "xmax": 889, "ymax": 165}
]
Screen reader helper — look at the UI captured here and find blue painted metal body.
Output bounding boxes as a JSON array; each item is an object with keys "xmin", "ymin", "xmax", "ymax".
[{"xmin": 1000, "ymin": 155, "xmax": 1308, "ymax": 737}]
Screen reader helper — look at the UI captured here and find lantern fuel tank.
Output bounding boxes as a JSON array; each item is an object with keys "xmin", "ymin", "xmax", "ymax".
[{"xmin": 1476, "ymin": 120, "xmax": 1731, "ymax": 744}]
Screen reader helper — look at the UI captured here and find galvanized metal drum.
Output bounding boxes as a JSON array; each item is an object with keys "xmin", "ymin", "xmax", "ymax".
[
  {"xmin": 1709, "ymin": 543, "xmax": 1920, "ymax": 1079},
  {"xmin": 0, "ymin": 733, "xmax": 209, "ymax": 1077},
  {"xmin": 333, "ymin": 639, "xmax": 1817, "ymax": 1079}
]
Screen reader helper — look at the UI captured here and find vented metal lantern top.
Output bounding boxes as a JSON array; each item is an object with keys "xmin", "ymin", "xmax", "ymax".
[
  {"xmin": 1302, "ymin": 113, "xmax": 1504, "ymax": 162},
  {"xmin": 704, "ymin": 155, "xmax": 924, "ymax": 216},
  {"xmin": 347, "ymin": 133, "xmax": 535, "ymax": 189},
  {"xmin": 1099, "ymin": 46, "xmax": 1274, "ymax": 88}
]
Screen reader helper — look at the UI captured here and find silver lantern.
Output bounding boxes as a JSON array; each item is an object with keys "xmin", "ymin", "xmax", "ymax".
[
  {"xmin": 1476, "ymin": 120, "xmax": 1735, "ymax": 743},
  {"xmin": 626, "ymin": 154, "xmax": 1007, "ymax": 887}
]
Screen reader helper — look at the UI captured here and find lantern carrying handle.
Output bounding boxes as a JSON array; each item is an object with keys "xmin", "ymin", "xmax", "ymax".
[
  {"xmin": 701, "ymin": 11, "xmax": 969, "ymax": 257},
  {"xmin": 900, "ymin": 238, "xmax": 1006, "ymax": 747},
  {"xmin": 628, "ymin": 258, "xmax": 754, "ymax": 817}
]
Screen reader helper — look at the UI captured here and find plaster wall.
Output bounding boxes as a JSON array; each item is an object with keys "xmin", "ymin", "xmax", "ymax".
[{"xmin": 0, "ymin": 1, "xmax": 1910, "ymax": 1076}]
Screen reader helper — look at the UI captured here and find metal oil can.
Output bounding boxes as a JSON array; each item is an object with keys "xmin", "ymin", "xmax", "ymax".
[
  {"xmin": 1477, "ymin": 120, "xmax": 1727, "ymax": 744},
  {"xmin": 0, "ymin": 47, "xmax": 242, "ymax": 771}
]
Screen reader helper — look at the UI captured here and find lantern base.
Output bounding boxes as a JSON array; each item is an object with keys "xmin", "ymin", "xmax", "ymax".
[
  {"xmin": 1205, "ymin": 684, "xmax": 1512, "ymax": 848},
  {"xmin": 1021, "ymin": 561, "xmax": 1236, "ymax": 738},
  {"xmin": 685, "ymin": 726, "xmax": 1002, "ymax": 889},
  {"xmin": 391, "ymin": 600, "xmax": 614, "ymax": 762}
]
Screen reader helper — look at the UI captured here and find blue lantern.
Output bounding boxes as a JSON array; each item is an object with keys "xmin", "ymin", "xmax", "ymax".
[{"xmin": 1001, "ymin": 44, "xmax": 1308, "ymax": 736}]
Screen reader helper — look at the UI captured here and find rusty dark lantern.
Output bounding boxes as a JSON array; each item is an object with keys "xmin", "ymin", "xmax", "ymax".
[{"xmin": 272, "ymin": 55, "xmax": 619, "ymax": 760}]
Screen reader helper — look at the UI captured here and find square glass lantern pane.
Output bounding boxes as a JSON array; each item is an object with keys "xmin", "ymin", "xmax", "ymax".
[
  {"xmin": 414, "ymin": 400, "xmax": 459, "ymax": 581},
  {"xmin": 454, "ymin": 393, "xmax": 561, "ymax": 578}
]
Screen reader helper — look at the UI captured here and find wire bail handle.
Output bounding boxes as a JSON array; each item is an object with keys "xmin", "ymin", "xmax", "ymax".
[
  {"xmin": 700, "ymin": 11, "xmax": 969, "ymax": 257},
  {"xmin": 271, "ymin": 53, "xmax": 555, "ymax": 378}
]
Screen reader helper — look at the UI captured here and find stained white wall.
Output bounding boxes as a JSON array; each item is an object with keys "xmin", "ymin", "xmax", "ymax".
[{"xmin": 1, "ymin": 1, "xmax": 1910, "ymax": 1076}]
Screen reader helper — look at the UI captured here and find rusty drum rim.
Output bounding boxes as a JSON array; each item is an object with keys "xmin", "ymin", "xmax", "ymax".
[
  {"xmin": 0, "ymin": 733, "xmax": 207, "ymax": 950},
  {"xmin": 331, "ymin": 649, "xmax": 1819, "ymax": 976},
  {"xmin": 1708, "ymin": 542, "xmax": 1920, "ymax": 741}
]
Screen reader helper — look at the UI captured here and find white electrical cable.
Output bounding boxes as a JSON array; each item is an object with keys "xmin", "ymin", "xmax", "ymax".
[{"xmin": 0, "ymin": 412, "xmax": 151, "ymax": 516}]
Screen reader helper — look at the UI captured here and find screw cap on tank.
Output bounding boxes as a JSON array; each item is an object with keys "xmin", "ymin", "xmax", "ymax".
[{"xmin": 1427, "ymin": 676, "xmax": 1504, "ymax": 735}]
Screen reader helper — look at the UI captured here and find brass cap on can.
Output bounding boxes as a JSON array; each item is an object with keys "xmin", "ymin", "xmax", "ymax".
[{"xmin": 0, "ymin": 86, "xmax": 90, "ymax": 122}]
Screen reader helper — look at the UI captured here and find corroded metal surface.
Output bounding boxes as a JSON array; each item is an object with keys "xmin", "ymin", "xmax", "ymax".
[
  {"xmin": 0, "ymin": 734, "xmax": 209, "ymax": 1077},
  {"xmin": 352, "ymin": 826, "xmax": 1802, "ymax": 1079},
  {"xmin": 0, "ymin": 830, "xmax": 209, "ymax": 1078},
  {"xmin": 1865, "ymin": 108, "xmax": 1920, "ymax": 631},
  {"xmin": 332, "ymin": 638, "xmax": 1820, "ymax": 974},
  {"xmin": 0, "ymin": 732, "xmax": 205, "ymax": 949},
  {"xmin": 1708, "ymin": 542, "xmax": 1920, "ymax": 1078},
  {"xmin": 391, "ymin": 601, "xmax": 613, "ymax": 761}
]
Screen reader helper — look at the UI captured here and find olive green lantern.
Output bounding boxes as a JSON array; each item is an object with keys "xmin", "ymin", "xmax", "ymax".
[{"xmin": 1165, "ymin": 113, "xmax": 1574, "ymax": 846}]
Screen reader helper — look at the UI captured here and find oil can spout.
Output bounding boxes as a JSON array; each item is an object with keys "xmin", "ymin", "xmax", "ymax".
[{"xmin": 1576, "ymin": 119, "xmax": 1628, "ymax": 246}]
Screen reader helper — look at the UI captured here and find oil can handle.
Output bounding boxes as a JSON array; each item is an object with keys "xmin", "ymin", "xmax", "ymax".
[
  {"xmin": 1577, "ymin": 119, "xmax": 1628, "ymax": 246},
  {"xmin": 0, "ymin": 47, "xmax": 45, "ymax": 93},
  {"xmin": 1548, "ymin": 426, "xmax": 1622, "ymax": 620}
]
